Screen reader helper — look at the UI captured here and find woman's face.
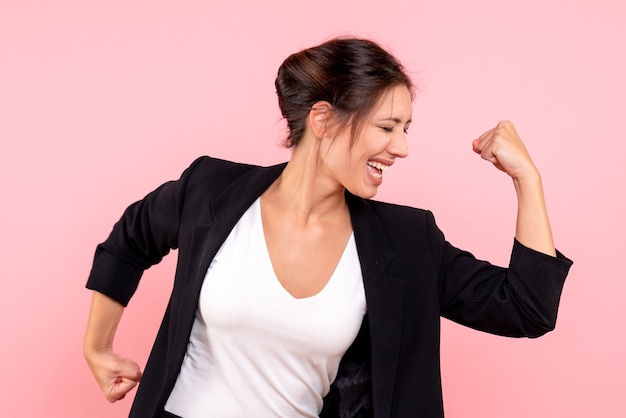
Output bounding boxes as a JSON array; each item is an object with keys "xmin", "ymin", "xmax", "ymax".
[{"xmin": 321, "ymin": 85, "xmax": 412, "ymax": 199}]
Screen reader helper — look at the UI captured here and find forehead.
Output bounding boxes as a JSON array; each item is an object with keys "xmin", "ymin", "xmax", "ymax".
[{"xmin": 371, "ymin": 85, "xmax": 412, "ymax": 120}]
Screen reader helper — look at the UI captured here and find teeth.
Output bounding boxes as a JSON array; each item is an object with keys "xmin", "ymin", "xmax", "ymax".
[{"xmin": 367, "ymin": 161, "xmax": 390, "ymax": 172}]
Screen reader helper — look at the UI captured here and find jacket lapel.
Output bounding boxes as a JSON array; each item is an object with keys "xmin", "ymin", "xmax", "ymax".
[
  {"xmin": 346, "ymin": 193, "xmax": 404, "ymax": 418},
  {"xmin": 187, "ymin": 161, "xmax": 286, "ymax": 291},
  {"xmin": 169, "ymin": 162, "xmax": 287, "ymax": 378}
]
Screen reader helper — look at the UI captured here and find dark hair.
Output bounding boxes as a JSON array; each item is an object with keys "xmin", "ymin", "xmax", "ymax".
[{"xmin": 275, "ymin": 37, "xmax": 414, "ymax": 147}]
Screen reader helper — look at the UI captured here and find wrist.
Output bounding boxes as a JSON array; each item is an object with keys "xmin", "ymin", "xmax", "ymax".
[
  {"xmin": 83, "ymin": 339, "xmax": 113, "ymax": 360},
  {"xmin": 512, "ymin": 167, "xmax": 541, "ymax": 190}
]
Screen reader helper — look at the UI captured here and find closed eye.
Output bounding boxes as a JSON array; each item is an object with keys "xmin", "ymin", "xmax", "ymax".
[{"xmin": 379, "ymin": 121, "xmax": 411, "ymax": 134}]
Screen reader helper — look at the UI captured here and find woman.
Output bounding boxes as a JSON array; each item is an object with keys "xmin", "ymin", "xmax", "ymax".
[{"xmin": 84, "ymin": 38, "xmax": 572, "ymax": 417}]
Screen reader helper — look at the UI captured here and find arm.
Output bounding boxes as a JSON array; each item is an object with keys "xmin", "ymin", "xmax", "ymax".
[
  {"xmin": 83, "ymin": 157, "xmax": 212, "ymax": 402},
  {"xmin": 434, "ymin": 121, "xmax": 571, "ymax": 337},
  {"xmin": 82, "ymin": 181, "xmax": 179, "ymax": 402},
  {"xmin": 472, "ymin": 120, "xmax": 556, "ymax": 256},
  {"xmin": 83, "ymin": 291, "xmax": 142, "ymax": 402}
]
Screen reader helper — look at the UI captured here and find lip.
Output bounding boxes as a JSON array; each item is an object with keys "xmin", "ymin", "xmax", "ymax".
[
  {"xmin": 366, "ymin": 159, "xmax": 394, "ymax": 173},
  {"xmin": 366, "ymin": 158, "xmax": 394, "ymax": 167},
  {"xmin": 366, "ymin": 159, "xmax": 392, "ymax": 184},
  {"xmin": 367, "ymin": 160, "xmax": 391, "ymax": 172}
]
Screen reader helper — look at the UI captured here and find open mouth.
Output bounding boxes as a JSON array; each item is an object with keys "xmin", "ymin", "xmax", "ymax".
[{"xmin": 366, "ymin": 161, "xmax": 390, "ymax": 179}]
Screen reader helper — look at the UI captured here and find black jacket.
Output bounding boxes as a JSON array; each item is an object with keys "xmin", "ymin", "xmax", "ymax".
[{"xmin": 87, "ymin": 156, "xmax": 572, "ymax": 417}]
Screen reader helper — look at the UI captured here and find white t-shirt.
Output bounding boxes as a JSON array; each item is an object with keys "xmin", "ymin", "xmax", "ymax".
[{"xmin": 165, "ymin": 199, "xmax": 366, "ymax": 417}]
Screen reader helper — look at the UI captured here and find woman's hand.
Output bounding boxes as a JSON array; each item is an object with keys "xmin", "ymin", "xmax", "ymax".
[
  {"xmin": 472, "ymin": 120, "xmax": 538, "ymax": 181},
  {"xmin": 84, "ymin": 348, "xmax": 142, "ymax": 402}
]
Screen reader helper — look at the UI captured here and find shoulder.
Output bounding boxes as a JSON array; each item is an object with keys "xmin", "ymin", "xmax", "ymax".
[
  {"xmin": 348, "ymin": 193, "xmax": 440, "ymax": 249},
  {"xmin": 365, "ymin": 199, "xmax": 435, "ymax": 230},
  {"xmin": 178, "ymin": 156, "xmax": 287, "ymax": 207},
  {"xmin": 180, "ymin": 156, "xmax": 261, "ymax": 191},
  {"xmin": 186, "ymin": 156, "xmax": 259, "ymax": 179}
]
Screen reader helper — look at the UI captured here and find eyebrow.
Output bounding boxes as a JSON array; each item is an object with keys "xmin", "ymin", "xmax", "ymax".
[{"xmin": 379, "ymin": 117, "xmax": 412, "ymax": 124}]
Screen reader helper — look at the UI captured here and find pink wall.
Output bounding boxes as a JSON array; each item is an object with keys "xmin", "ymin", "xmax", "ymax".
[{"xmin": 1, "ymin": 1, "xmax": 624, "ymax": 416}]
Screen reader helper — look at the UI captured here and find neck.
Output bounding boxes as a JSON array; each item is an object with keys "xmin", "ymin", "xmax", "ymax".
[{"xmin": 263, "ymin": 139, "xmax": 347, "ymax": 225}]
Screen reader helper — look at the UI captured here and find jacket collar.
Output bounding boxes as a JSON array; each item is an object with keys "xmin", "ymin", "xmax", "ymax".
[{"xmin": 208, "ymin": 162, "xmax": 287, "ymax": 223}]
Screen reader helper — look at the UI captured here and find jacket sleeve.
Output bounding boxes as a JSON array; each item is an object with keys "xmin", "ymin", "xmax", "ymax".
[
  {"xmin": 427, "ymin": 211, "xmax": 573, "ymax": 338},
  {"xmin": 85, "ymin": 157, "xmax": 205, "ymax": 306}
]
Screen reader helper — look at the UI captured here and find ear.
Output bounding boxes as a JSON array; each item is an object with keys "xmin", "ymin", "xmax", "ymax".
[{"xmin": 308, "ymin": 101, "xmax": 333, "ymax": 139}]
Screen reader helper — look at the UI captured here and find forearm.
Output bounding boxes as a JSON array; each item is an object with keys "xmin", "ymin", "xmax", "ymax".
[
  {"xmin": 513, "ymin": 170, "xmax": 556, "ymax": 257},
  {"xmin": 84, "ymin": 291, "xmax": 125, "ymax": 356}
]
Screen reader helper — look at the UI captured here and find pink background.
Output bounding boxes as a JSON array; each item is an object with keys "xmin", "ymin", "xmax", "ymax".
[{"xmin": 1, "ymin": 1, "xmax": 624, "ymax": 416}]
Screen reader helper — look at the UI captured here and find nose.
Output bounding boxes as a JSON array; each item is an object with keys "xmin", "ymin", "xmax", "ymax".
[{"xmin": 389, "ymin": 133, "xmax": 409, "ymax": 158}]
